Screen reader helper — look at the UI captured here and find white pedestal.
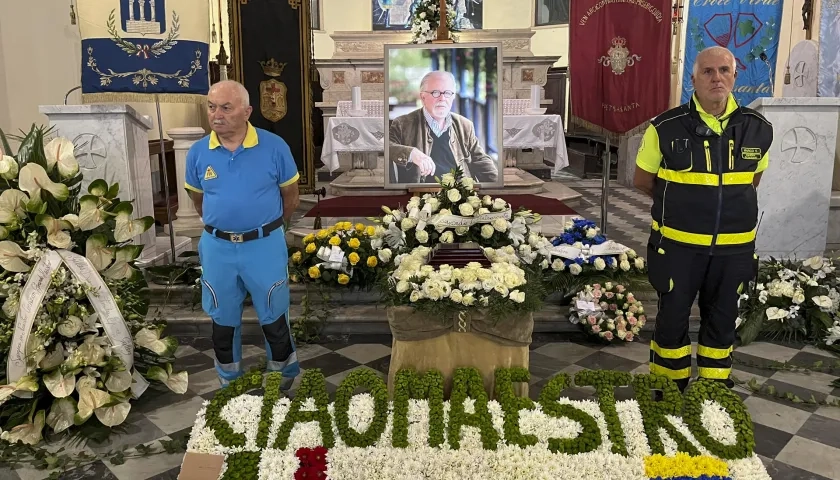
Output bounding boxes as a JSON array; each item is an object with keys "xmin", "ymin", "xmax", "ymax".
[
  {"xmin": 38, "ymin": 104, "xmax": 157, "ymax": 262},
  {"xmin": 168, "ymin": 127, "xmax": 206, "ymax": 237},
  {"xmin": 748, "ymin": 97, "xmax": 840, "ymax": 259}
]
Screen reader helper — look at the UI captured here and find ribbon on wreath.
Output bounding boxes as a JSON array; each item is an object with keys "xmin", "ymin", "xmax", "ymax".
[
  {"xmin": 549, "ymin": 239, "xmax": 630, "ymax": 262},
  {"xmin": 6, "ymin": 249, "xmax": 149, "ymax": 399},
  {"xmin": 315, "ymin": 245, "xmax": 353, "ymax": 276}
]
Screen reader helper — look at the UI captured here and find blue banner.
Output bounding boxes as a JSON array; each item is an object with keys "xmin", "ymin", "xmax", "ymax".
[
  {"xmin": 819, "ymin": 0, "xmax": 840, "ymax": 97},
  {"xmin": 78, "ymin": 0, "xmax": 210, "ymax": 103},
  {"xmin": 681, "ymin": 0, "xmax": 783, "ymax": 106}
]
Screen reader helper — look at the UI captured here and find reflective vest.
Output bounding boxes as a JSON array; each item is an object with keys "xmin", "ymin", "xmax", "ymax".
[{"xmin": 650, "ymin": 98, "xmax": 773, "ymax": 254}]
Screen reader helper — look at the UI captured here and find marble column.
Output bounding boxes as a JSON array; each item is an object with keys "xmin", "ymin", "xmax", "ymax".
[{"xmin": 168, "ymin": 127, "xmax": 206, "ymax": 237}]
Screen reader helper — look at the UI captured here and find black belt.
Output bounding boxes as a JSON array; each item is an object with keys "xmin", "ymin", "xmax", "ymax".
[{"xmin": 205, "ymin": 217, "xmax": 285, "ymax": 243}]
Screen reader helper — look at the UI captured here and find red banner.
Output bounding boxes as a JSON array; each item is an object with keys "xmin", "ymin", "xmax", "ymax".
[{"xmin": 570, "ymin": 0, "xmax": 671, "ymax": 135}]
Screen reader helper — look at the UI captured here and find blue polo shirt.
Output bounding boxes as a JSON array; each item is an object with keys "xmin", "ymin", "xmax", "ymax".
[{"xmin": 184, "ymin": 123, "xmax": 300, "ymax": 232}]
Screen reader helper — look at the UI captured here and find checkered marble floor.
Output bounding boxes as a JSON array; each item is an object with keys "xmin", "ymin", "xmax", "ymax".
[{"xmin": 3, "ymin": 333, "xmax": 838, "ymax": 480}]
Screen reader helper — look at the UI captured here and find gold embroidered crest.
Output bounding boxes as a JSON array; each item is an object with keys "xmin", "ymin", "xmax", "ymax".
[
  {"xmin": 204, "ymin": 166, "xmax": 217, "ymax": 180},
  {"xmin": 259, "ymin": 59, "xmax": 287, "ymax": 123},
  {"xmin": 598, "ymin": 37, "xmax": 641, "ymax": 75}
]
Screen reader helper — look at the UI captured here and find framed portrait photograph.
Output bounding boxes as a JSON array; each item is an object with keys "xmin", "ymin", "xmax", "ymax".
[{"xmin": 384, "ymin": 42, "xmax": 503, "ymax": 189}]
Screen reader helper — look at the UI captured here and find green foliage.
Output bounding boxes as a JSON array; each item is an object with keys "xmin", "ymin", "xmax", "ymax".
[
  {"xmin": 447, "ymin": 367, "xmax": 499, "ymax": 450},
  {"xmin": 493, "ymin": 367, "xmax": 537, "ymax": 448},
  {"xmin": 631, "ymin": 374, "xmax": 700, "ymax": 456},
  {"xmin": 273, "ymin": 369, "xmax": 334, "ymax": 450},
  {"xmin": 537, "ymin": 373, "xmax": 602, "ymax": 454},
  {"xmin": 391, "ymin": 368, "xmax": 445, "ymax": 448},
  {"xmin": 220, "ymin": 451, "xmax": 261, "ymax": 480},
  {"xmin": 573, "ymin": 370, "xmax": 631, "ymax": 455},
  {"xmin": 205, "ymin": 370, "xmax": 264, "ymax": 448},
  {"xmin": 333, "ymin": 369, "xmax": 389, "ymax": 447},
  {"xmin": 683, "ymin": 380, "xmax": 754, "ymax": 460},
  {"xmin": 256, "ymin": 373, "xmax": 284, "ymax": 448}
]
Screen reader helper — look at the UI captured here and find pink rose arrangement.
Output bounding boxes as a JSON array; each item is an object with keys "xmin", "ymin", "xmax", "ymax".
[{"xmin": 568, "ymin": 282, "xmax": 646, "ymax": 342}]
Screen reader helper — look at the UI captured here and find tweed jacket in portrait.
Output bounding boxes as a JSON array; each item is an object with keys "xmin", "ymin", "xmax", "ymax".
[{"xmin": 388, "ymin": 108, "xmax": 498, "ymax": 183}]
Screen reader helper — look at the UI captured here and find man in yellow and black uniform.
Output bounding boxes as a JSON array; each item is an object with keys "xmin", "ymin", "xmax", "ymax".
[{"xmin": 634, "ymin": 46, "xmax": 773, "ymax": 392}]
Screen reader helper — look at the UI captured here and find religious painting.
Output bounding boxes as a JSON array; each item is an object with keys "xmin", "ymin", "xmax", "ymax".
[
  {"xmin": 384, "ymin": 42, "xmax": 502, "ymax": 189},
  {"xmin": 534, "ymin": 0, "xmax": 570, "ymax": 26},
  {"xmin": 372, "ymin": 0, "xmax": 483, "ymax": 31}
]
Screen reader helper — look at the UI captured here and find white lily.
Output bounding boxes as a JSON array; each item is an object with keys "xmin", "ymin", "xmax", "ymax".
[
  {"xmin": 85, "ymin": 234, "xmax": 114, "ymax": 271},
  {"xmin": 0, "ymin": 189, "xmax": 28, "ymax": 225},
  {"xmin": 113, "ymin": 202, "xmax": 154, "ymax": 242},
  {"xmin": 1, "ymin": 410, "xmax": 45, "ymax": 445},
  {"xmin": 36, "ymin": 214, "xmax": 74, "ymax": 249},
  {"xmin": 77, "ymin": 195, "xmax": 106, "ymax": 231},
  {"xmin": 46, "ymin": 397, "xmax": 77, "ymax": 434},
  {"xmin": 0, "ymin": 154, "xmax": 19, "ymax": 180}
]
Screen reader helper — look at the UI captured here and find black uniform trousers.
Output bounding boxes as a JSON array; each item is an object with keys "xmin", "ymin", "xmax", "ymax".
[{"xmin": 646, "ymin": 241, "xmax": 757, "ymax": 392}]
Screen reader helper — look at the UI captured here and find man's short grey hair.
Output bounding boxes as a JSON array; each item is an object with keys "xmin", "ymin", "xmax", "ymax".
[
  {"xmin": 692, "ymin": 46, "xmax": 736, "ymax": 76},
  {"xmin": 209, "ymin": 80, "xmax": 250, "ymax": 107},
  {"xmin": 419, "ymin": 70, "xmax": 457, "ymax": 91}
]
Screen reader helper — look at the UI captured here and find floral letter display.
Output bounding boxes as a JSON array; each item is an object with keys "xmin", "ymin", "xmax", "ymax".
[{"xmin": 187, "ymin": 368, "xmax": 772, "ymax": 480}]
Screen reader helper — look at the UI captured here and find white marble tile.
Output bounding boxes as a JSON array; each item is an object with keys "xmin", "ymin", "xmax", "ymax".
[
  {"xmin": 782, "ymin": 40, "xmax": 819, "ymax": 98},
  {"xmin": 748, "ymin": 98, "xmax": 840, "ymax": 259}
]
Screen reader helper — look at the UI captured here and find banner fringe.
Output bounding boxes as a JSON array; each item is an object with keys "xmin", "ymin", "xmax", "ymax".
[
  {"xmin": 81, "ymin": 92, "xmax": 206, "ymax": 104},
  {"xmin": 568, "ymin": 116, "xmax": 652, "ymax": 144}
]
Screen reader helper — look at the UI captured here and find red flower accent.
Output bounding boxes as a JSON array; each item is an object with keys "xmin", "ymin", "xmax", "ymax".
[{"xmin": 294, "ymin": 447, "xmax": 329, "ymax": 478}]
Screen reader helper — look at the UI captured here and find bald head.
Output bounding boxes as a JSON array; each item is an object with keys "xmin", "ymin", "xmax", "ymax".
[
  {"xmin": 207, "ymin": 80, "xmax": 253, "ymax": 140},
  {"xmin": 209, "ymin": 80, "xmax": 250, "ymax": 108},
  {"xmin": 692, "ymin": 46, "xmax": 736, "ymax": 77}
]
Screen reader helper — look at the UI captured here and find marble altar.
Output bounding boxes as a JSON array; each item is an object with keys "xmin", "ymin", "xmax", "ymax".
[
  {"xmin": 748, "ymin": 97, "xmax": 840, "ymax": 258},
  {"xmin": 782, "ymin": 40, "xmax": 819, "ymax": 98},
  {"xmin": 39, "ymin": 104, "xmax": 159, "ymax": 262}
]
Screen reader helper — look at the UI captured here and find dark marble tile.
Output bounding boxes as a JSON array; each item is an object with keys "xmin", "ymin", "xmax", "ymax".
[
  {"xmin": 529, "ymin": 351, "xmax": 570, "ymax": 379},
  {"xmin": 145, "ymin": 466, "xmax": 182, "ymax": 480},
  {"xmin": 758, "ymin": 379, "xmax": 825, "ymax": 413},
  {"xmin": 731, "ymin": 351, "xmax": 784, "ymax": 378},
  {"xmin": 751, "ymin": 422, "xmax": 794, "ymax": 459},
  {"xmin": 575, "ymin": 351, "xmax": 641, "ymax": 372},
  {"xmin": 761, "ymin": 459, "xmax": 833, "ymax": 480},
  {"xmin": 59, "ymin": 461, "xmax": 119, "ymax": 480},
  {"xmin": 131, "ymin": 385, "xmax": 200, "ymax": 415},
  {"xmin": 86, "ymin": 416, "xmax": 167, "ymax": 454},
  {"xmin": 0, "ymin": 468, "xmax": 21, "ymax": 479},
  {"xmin": 176, "ymin": 352, "xmax": 218, "ymax": 375},
  {"xmin": 299, "ymin": 352, "xmax": 362, "ymax": 378},
  {"xmin": 787, "ymin": 351, "xmax": 840, "ymax": 371},
  {"xmin": 796, "ymin": 414, "xmax": 840, "ymax": 450},
  {"xmin": 365, "ymin": 355, "xmax": 391, "ymax": 377}
]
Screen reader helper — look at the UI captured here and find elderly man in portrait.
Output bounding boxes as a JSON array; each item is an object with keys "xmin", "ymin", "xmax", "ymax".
[{"xmin": 388, "ymin": 70, "xmax": 499, "ymax": 184}]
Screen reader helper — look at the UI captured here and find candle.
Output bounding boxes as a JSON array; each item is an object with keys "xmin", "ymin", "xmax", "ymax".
[
  {"xmin": 530, "ymin": 85, "xmax": 541, "ymax": 109},
  {"xmin": 351, "ymin": 86, "xmax": 362, "ymax": 111}
]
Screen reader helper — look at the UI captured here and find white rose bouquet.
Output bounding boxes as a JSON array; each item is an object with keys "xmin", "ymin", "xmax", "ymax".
[
  {"xmin": 737, "ymin": 255, "xmax": 840, "ymax": 352},
  {"xmin": 0, "ymin": 126, "xmax": 186, "ymax": 445},
  {"xmin": 568, "ymin": 283, "xmax": 646, "ymax": 343}
]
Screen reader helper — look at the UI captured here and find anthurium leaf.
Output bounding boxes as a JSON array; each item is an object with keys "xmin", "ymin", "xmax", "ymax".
[
  {"xmin": 145, "ymin": 366, "xmax": 168, "ymax": 383},
  {"xmin": 44, "ymin": 137, "xmax": 80, "ymax": 178},
  {"xmin": 0, "ymin": 127, "xmax": 13, "ymax": 157},
  {"xmin": 78, "ymin": 195, "xmax": 105, "ymax": 231},
  {"xmin": 0, "ymin": 155, "xmax": 19, "ymax": 180},
  {"xmin": 88, "ymin": 179, "xmax": 109, "ymax": 197},
  {"xmin": 86, "ymin": 234, "xmax": 114, "ymax": 271},
  {"xmin": 106, "ymin": 182, "xmax": 120, "ymax": 199},
  {"xmin": 19, "ymin": 163, "xmax": 70, "ymax": 202},
  {"xmin": 39, "ymin": 343, "xmax": 65, "ymax": 371},
  {"xmin": 0, "ymin": 189, "xmax": 28, "ymax": 224},
  {"xmin": 61, "ymin": 214, "xmax": 79, "ymax": 230},
  {"xmin": 95, "ymin": 400, "xmax": 131, "ymax": 427},
  {"xmin": 47, "ymin": 397, "xmax": 77, "ymax": 434},
  {"xmin": 0, "ymin": 240, "xmax": 30, "ymax": 272},
  {"xmin": 134, "ymin": 328, "xmax": 177, "ymax": 356},
  {"xmin": 1, "ymin": 410, "xmax": 45, "ymax": 445},
  {"xmin": 75, "ymin": 375, "xmax": 97, "ymax": 393},
  {"xmin": 103, "ymin": 245, "xmax": 143, "ymax": 280},
  {"xmin": 36, "ymin": 214, "xmax": 73, "ymax": 249},
  {"xmin": 104, "ymin": 370, "xmax": 132, "ymax": 393},
  {"xmin": 164, "ymin": 370, "xmax": 189, "ymax": 394},
  {"xmin": 44, "ymin": 369, "xmax": 76, "ymax": 398},
  {"xmin": 113, "ymin": 202, "xmax": 154, "ymax": 242},
  {"xmin": 75, "ymin": 387, "xmax": 111, "ymax": 423}
]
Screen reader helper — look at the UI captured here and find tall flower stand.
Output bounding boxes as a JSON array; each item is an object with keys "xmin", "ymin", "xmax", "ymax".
[{"xmin": 386, "ymin": 306, "xmax": 533, "ymax": 398}]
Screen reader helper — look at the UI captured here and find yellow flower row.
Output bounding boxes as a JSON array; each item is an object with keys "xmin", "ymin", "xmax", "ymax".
[
  {"xmin": 292, "ymin": 251, "xmax": 379, "ymax": 269},
  {"xmin": 305, "ymin": 223, "xmax": 376, "ymax": 244},
  {"xmin": 644, "ymin": 453, "xmax": 729, "ymax": 478}
]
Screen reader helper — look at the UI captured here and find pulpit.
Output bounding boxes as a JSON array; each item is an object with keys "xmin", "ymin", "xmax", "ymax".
[{"xmin": 149, "ymin": 138, "xmax": 178, "ymax": 225}]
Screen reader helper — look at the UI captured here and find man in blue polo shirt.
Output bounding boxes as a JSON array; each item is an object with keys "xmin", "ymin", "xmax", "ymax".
[{"xmin": 184, "ymin": 80, "xmax": 301, "ymax": 388}]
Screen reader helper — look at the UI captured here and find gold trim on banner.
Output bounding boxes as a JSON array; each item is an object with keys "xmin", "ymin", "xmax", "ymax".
[
  {"xmin": 229, "ymin": 0, "xmax": 316, "ymax": 194},
  {"xmin": 81, "ymin": 92, "xmax": 206, "ymax": 104}
]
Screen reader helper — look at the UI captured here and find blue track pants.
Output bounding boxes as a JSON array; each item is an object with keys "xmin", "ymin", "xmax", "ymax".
[{"xmin": 198, "ymin": 228, "xmax": 299, "ymax": 388}]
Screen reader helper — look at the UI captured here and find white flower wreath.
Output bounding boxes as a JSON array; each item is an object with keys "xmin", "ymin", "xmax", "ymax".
[{"xmin": 409, "ymin": 0, "xmax": 460, "ymax": 44}]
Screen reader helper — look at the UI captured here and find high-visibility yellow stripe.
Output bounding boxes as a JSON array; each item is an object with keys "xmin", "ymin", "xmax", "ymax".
[
  {"xmin": 651, "ymin": 220, "xmax": 756, "ymax": 246},
  {"xmin": 698, "ymin": 367, "xmax": 731, "ymax": 380},
  {"xmin": 704, "ymin": 140, "xmax": 712, "ymax": 171},
  {"xmin": 722, "ymin": 172, "xmax": 754, "ymax": 185},
  {"xmin": 651, "ymin": 340, "xmax": 692, "ymax": 359},
  {"xmin": 698, "ymin": 345, "xmax": 733, "ymax": 360},
  {"xmin": 657, "ymin": 169, "xmax": 753, "ymax": 186},
  {"xmin": 728, "ymin": 139, "xmax": 735, "ymax": 170},
  {"xmin": 650, "ymin": 363, "xmax": 691, "ymax": 380}
]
